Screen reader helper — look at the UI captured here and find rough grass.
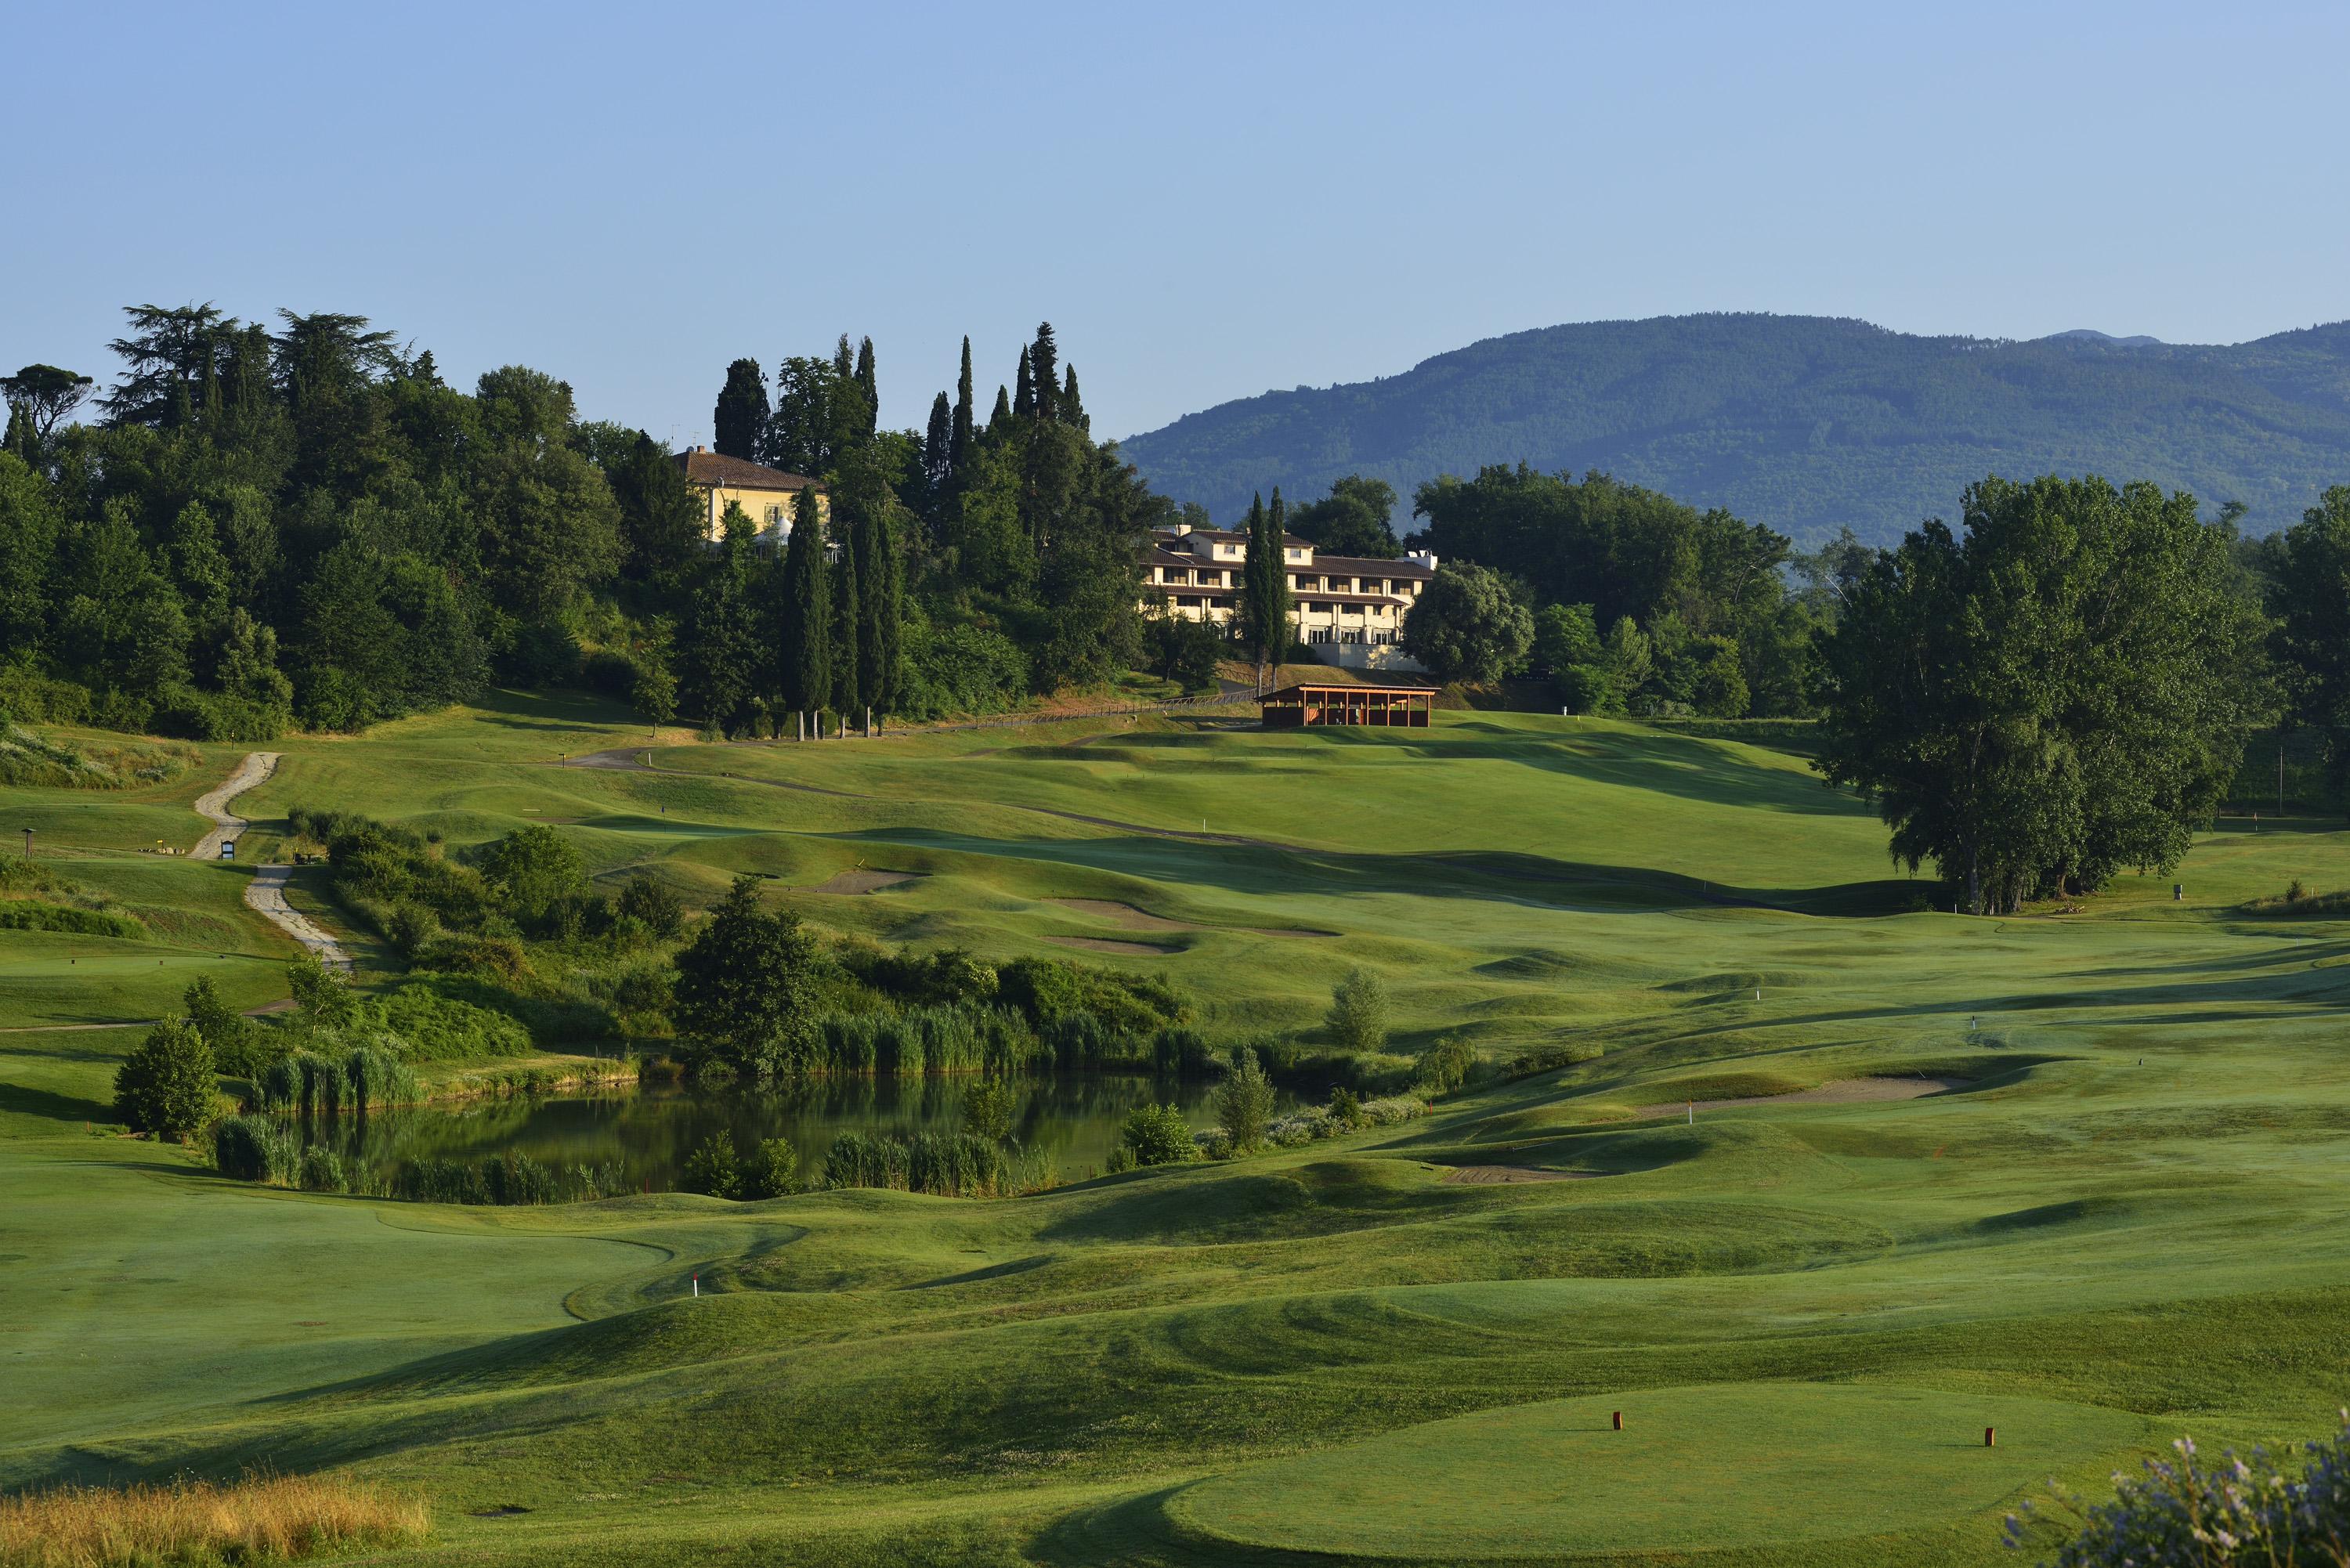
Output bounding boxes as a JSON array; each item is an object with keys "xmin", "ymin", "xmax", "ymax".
[{"xmin": 0, "ymin": 1472, "xmax": 427, "ymax": 1566}]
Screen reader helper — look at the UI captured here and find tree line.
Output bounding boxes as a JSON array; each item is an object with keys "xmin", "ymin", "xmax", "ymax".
[{"xmin": 0, "ymin": 312, "xmax": 1165, "ymax": 740}]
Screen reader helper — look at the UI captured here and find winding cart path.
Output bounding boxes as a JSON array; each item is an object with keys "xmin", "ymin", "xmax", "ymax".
[{"xmin": 193, "ymin": 751, "xmax": 351, "ymax": 972}]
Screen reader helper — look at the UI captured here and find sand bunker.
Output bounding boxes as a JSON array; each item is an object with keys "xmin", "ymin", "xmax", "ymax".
[
  {"xmin": 1640, "ymin": 1076, "xmax": 1971, "ymax": 1117},
  {"xmin": 1438, "ymin": 1165, "xmax": 1607, "ymax": 1185},
  {"xmin": 806, "ymin": 869, "xmax": 926, "ymax": 895},
  {"xmin": 1045, "ymin": 935, "xmax": 1176, "ymax": 957}
]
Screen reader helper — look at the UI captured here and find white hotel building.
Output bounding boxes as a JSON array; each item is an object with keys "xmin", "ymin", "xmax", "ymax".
[{"xmin": 1142, "ymin": 522, "xmax": 1437, "ymax": 673}]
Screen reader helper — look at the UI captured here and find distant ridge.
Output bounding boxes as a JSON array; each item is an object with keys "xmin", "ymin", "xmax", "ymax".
[{"xmin": 1119, "ymin": 313, "xmax": 2350, "ymax": 544}]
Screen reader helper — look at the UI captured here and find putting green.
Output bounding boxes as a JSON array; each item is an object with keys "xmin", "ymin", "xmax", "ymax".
[{"xmin": 1171, "ymin": 1382, "xmax": 2147, "ymax": 1559}]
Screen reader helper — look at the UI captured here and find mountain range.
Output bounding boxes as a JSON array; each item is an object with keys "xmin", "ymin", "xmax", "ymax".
[{"xmin": 1116, "ymin": 313, "xmax": 2350, "ymax": 546}]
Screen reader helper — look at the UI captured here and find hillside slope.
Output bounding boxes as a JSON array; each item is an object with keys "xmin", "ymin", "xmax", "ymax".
[{"xmin": 1118, "ymin": 313, "xmax": 2350, "ymax": 544}]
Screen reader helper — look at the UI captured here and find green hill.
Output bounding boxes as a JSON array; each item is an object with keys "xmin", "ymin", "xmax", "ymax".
[{"xmin": 1118, "ymin": 313, "xmax": 2350, "ymax": 544}]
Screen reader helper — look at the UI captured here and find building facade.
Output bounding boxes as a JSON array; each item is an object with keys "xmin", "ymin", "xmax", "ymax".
[
  {"xmin": 1143, "ymin": 522, "xmax": 1437, "ymax": 671},
  {"xmin": 674, "ymin": 447, "xmax": 829, "ymax": 547}
]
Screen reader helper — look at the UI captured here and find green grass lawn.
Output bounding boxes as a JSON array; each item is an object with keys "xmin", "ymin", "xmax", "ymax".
[{"xmin": 2, "ymin": 692, "xmax": 2347, "ymax": 1566}]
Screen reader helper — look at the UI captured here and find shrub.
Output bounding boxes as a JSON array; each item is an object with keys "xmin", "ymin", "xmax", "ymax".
[
  {"xmin": 0, "ymin": 901, "xmax": 143, "ymax": 938},
  {"xmin": 1152, "ymin": 1025, "xmax": 1224, "ymax": 1078},
  {"xmin": 114, "ymin": 1017, "xmax": 216, "ymax": 1138},
  {"xmin": 739, "ymin": 1138, "xmax": 801, "ymax": 1199},
  {"xmin": 1212, "ymin": 1047, "xmax": 1276, "ymax": 1152},
  {"xmin": 297, "ymin": 1146, "xmax": 347, "ymax": 1193},
  {"xmin": 471, "ymin": 825, "xmax": 586, "ymax": 934},
  {"xmin": 1507, "ymin": 1040, "xmax": 1604, "ymax": 1078},
  {"xmin": 1117, "ymin": 1103, "xmax": 1196, "ymax": 1168},
  {"xmin": 357, "ymin": 985, "xmax": 531, "ymax": 1061},
  {"xmin": 288, "ymin": 953, "xmax": 356, "ymax": 1030},
  {"xmin": 1415, "ymin": 1035, "xmax": 1477, "ymax": 1095},
  {"xmin": 1264, "ymin": 1093, "xmax": 1428, "ymax": 1148},
  {"xmin": 1329, "ymin": 1086, "xmax": 1364, "ymax": 1129},
  {"xmin": 682, "ymin": 1129, "xmax": 743, "ymax": 1198},
  {"xmin": 1325, "ymin": 966, "xmax": 1392, "ymax": 1052},
  {"xmin": 616, "ymin": 872, "xmax": 685, "ymax": 939},
  {"xmin": 183, "ymin": 974, "xmax": 260, "ymax": 1072},
  {"xmin": 963, "ymin": 1078, "xmax": 1016, "ymax": 1143},
  {"xmin": 2016, "ymin": 1414, "xmax": 2350, "ymax": 1566},
  {"xmin": 2288, "ymin": 878, "xmax": 2308, "ymax": 902}
]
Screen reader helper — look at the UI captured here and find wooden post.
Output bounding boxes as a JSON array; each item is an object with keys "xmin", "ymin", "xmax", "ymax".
[
  {"xmin": 1612, "ymin": 1411, "xmax": 1623, "ymax": 1431},
  {"xmin": 1984, "ymin": 1425, "xmax": 1995, "ymax": 1447}
]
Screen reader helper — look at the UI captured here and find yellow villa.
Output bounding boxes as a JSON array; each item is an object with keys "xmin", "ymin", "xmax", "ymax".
[{"xmin": 674, "ymin": 447, "xmax": 828, "ymax": 547}]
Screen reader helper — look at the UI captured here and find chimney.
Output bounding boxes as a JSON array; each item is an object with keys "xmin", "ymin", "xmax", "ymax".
[{"xmin": 1407, "ymin": 550, "xmax": 1439, "ymax": 572}]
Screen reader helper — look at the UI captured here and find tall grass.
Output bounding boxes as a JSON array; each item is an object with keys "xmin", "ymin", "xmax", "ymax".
[
  {"xmin": 810, "ymin": 1005, "xmax": 1046, "ymax": 1076},
  {"xmin": 0, "ymin": 1471, "xmax": 426, "ymax": 1567},
  {"xmin": 383, "ymin": 1151, "xmax": 630, "ymax": 1205},
  {"xmin": 252, "ymin": 1045, "xmax": 423, "ymax": 1115},
  {"xmin": 819, "ymin": 1130, "xmax": 1036, "ymax": 1196}
]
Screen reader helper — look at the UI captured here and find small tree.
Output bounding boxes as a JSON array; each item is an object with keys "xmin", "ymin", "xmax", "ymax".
[
  {"xmin": 671, "ymin": 876, "xmax": 824, "ymax": 1078},
  {"xmin": 288, "ymin": 952, "xmax": 355, "ymax": 1030},
  {"xmin": 739, "ymin": 1138, "xmax": 800, "ymax": 1199},
  {"xmin": 963, "ymin": 1078, "xmax": 1016, "ymax": 1144},
  {"xmin": 1117, "ymin": 1103, "xmax": 1197, "ymax": 1168},
  {"xmin": 682, "ymin": 1129, "xmax": 742, "ymax": 1198},
  {"xmin": 616, "ymin": 873, "xmax": 685, "ymax": 939},
  {"xmin": 1325, "ymin": 966, "xmax": 1391, "ymax": 1053},
  {"xmin": 476, "ymin": 823, "xmax": 586, "ymax": 933},
  {"xmin": 1212, "ymin": 1046, "xmax": 1275, "ymax": 1152},
  {"xmin": 114, "ymin": 1017, "xmax": 216, "ymax": 1138}
]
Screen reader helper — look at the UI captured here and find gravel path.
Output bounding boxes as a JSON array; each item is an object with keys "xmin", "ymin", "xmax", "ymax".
[{"xmin": 191, "ymin": 750, "xmax": 352, "ymax": 972}]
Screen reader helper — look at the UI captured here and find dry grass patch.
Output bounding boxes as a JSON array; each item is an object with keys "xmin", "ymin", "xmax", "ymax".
[{"xmin": 0, "ymin": 1472, "xmax": 426, "ymax": 1567}]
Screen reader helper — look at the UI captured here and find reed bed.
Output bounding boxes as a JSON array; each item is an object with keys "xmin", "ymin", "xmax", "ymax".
[{"xmin": 0, "ymin": 1471, "xmax": 426, "ymax": 1566}]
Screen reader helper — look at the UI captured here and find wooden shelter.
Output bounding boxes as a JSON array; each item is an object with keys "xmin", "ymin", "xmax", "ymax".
[{"xmin": 1260, "ymin": 682, "xmax": 1436, "ymax": 728}]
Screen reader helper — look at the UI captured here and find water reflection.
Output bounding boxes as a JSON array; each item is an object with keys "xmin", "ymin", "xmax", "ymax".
[{"xmin": 283, "ymin": 1075, "xmax": 1271, "ymax": 1193}]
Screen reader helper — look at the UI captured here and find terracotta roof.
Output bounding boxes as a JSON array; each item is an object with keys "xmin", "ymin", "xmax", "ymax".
[
  {"xmin": 674, "ymin": 449, "xmax": 823, "ymax": 491},
  {"xmin": 1157, "ymin": 528, "xmax": 1312, "ymax": 549},
  {"xmin": 1311, "ymin": 554, "xmax": 1433, "ymax": 578}
]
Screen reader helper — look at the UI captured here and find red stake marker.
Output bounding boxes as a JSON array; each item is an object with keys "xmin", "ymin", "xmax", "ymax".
[
  {"xmin": 1612, "ymin": 1411, "xmax": 1624, "ymax": 1431},
  {"xmin": 1985, "ymin": 1425, "xmax": 1996, "ymax": 1447}
]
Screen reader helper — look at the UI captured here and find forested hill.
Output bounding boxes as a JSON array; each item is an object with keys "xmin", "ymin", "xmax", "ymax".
[{"xmin": 1117, "ymin": 313, "xmax": 2350, "ymax": 544}]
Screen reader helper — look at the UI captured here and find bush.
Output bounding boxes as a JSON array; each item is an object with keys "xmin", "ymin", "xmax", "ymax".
[
  {"xmin": 356, "ymin": 985, "xmax": 531, "ymax": 1061},
  {"xmin": 297, "ymin": 1146, "xmax": 347, "ymax": 1193},
  {"xmin": 1325, "ymin": 966, "xmax": 1391, "ymax": 1052},
  {"xmin": 114, "ymin": 1018, "xmax": 216, "ymax": 1138},
  {"xmin": 2016, "ymin": 1414, "xmax": 2350, "ymax": 1566},
  {"xmin": 1507, "ymin": 1040, "xmax": 1604, "ymax": 1078},
  {"xmin": 1212, "ymin": 1047, "xmax": 1275, "ymax": 1152},
  {"xmin": 739, "ymin": 1137, "xmax": 801, "ymax": 1199},
  {"xmin": 1117, "ymin": 1103, "xmax": 1196, "ymax": 1168},
  {"xmin": 682, "ymin": 1129, "xmax": 743, "ymax": 1198},
  {"xmin": 616, "ymin": 873, "xmax": 685, "ymax": 939},
  {"xmin": 1415, "ymin": 1035, "xmax": 1477, "ymax": 1095},
  {"xmin": 0, "ymin": 901, "xmax": 143, "ymax": 938}
]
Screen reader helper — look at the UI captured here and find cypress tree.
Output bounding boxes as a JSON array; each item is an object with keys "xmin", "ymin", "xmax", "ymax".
[
  {"xmin": 2, "ymin": 403, "xmax": 34, "ymax": 464},
  {"xmin": 1031, "ymin": 323, "xmax": 1058, "ymax": 422},
  {"xmin": 833, "ymin": 334, "xmax": 855, "ymax": 380},
  {"xmin": 1242, "ymin": 492, "xmax": 1269, "ymax": 665},
  {"xmin": 949, "ymin": 336, "xmax": 975, "ymax": 479},
  {"xmin": 1061, "ymin": 364, "xmax": 1085, "ymax": 432},
  {"xmin": 1266, "ymin": 486, "xmax": 1292, "ymax": 659},
  {"xmin": 854, "ymin": 338, "xmax": 878, "ymax": 439},
  {"xmin": 1012, "ymin": 347, "xmax": 1033, "ymax": 420},
  {"xmin": 990, "ymin": 384, "xmax": 1012, "ymax": 427},
  {"xmin": 781, "ymin": 488, "xmax": 831, "ymax": 723},
  {"xmin": 831, "ymin": 493, "xmax": 863, "ymax": 717},
  {"xmin": 855, "ymin": 503, "xmax": 895, "ymax": 714},
  {"xmin": 924, "ymin": 392, "xmax": 953, "ymax": 495},
  {"xmin": 713, "ymin": 358, "xmax": 768, "ymax": 460}
]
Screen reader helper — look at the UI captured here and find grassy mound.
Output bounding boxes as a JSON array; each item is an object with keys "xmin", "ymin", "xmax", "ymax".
[{"xmin": 1170, "ymin": 1382, "xmax": 2146, "ymax": 1559}]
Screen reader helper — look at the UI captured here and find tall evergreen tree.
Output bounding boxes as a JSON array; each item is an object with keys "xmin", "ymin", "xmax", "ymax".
[
  {"xmin": 1030, "ymin": 323, "xmax": 1059, "ymax": 423},
  {"xmin": 679, "ymin": 502, "xmax": 761, "ymax": 732},
  {"xmin": 1241, "ymin": 490, "xmax": 1293, "ymax": 671},
  {"xmin": 833, "ymin": 334, "xmax": 855, "ymax": 381},
  {"xmin": 990, "ymin": 384, "xmax": 1012, "ymax": 427},
  {"xmin": 830, "ymin": 490, "xmax": 863, "ymax": 717},
  {"xmin": 1013, "ymin": 347, "xmax": 1033, "ymax": 420},
  {"xmin": 713, "ymin": 358, "xmax": 768, "ymax": 460},
  {"xmin": 923, "ymin": 392, "xmax": 953, "ymax": 494},
  {"xmin": 779, "ymin": 487, "xmax": 831, "ymax": 722},
  {"xmin": 949, "ymin": 336, "xmax": 975, "ymax": 480},
  {"xmin": 2, "ymin": 404, "xmax": 34, "ymax": 464},
  {"xmin": 853, "ymin": 337, "xmax": 878, "ymax": 439},
  {"xmin": 1061, "ymin": 365, "xmax": 1086, "ymax": 432}
]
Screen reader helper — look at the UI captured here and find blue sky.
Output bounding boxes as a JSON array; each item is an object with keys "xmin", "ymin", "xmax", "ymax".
[{"xmin": 8, "ymin": 2, "xmax": 2347, "ymax": 446}]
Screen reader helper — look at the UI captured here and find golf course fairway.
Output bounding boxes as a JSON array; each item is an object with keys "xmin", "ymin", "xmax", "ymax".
[
  {"xmin": 1172, "ymin": 1382, "xmax": 2149, "ymax": 1557},
  {"xmin": 4, "ymin": 692, "xmax": 2348, "ymax": 1566}
]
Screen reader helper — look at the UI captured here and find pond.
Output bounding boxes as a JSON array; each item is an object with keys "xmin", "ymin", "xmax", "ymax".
[{"xmin": 278, "ymin": 1075, "xmax": 1282, "ymax": 1194}]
